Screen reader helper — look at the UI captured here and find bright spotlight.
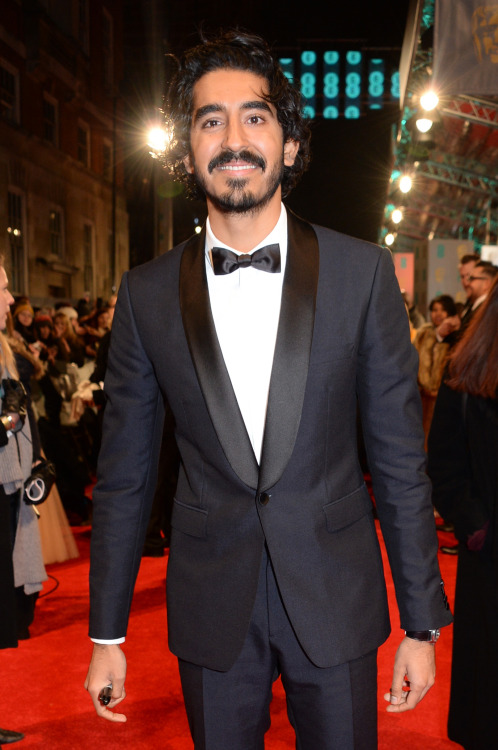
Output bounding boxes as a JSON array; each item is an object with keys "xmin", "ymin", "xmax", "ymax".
[
  {"xmin": 392, "ymin": 208, "xmax": 403, "ymax": 224},
  {"xmin": 399, "ymin": 175, "xmax": 412, "ymax": 194},
  {"xmin": 385, "ymin": 232, "xmax": 396, "ymax": 246},
  {"xmin": 147, "ymin": 126, "xmax": 169, "ymax": 155},
  {"xmin": 415, "ymin": 117, "xmax": 433, "ymax": 133},
  {"xmin": 420, "ymin": 91, "xmax": 439, "ymax": 111}
]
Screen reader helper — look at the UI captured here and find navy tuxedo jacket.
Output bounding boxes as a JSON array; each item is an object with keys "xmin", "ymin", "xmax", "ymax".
[{"xmin": 89, "ymin": 210, "xmax": 451, "ymax": 670}]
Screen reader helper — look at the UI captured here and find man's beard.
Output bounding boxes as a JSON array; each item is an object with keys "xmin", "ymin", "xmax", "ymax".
[{"xmin": 192, "ymin": 149, "xmax": 285, "ymax": 215}]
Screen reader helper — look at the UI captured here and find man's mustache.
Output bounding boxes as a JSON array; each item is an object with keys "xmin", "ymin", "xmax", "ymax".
[{"xmin": 208, "ymin": 150, "xmax": 266, "ymax": 173}]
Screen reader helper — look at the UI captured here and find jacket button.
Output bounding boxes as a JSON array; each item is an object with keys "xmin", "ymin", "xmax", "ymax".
[{"xmin": 258, "ymin": 492, "xmax": 271, "ymax": 506}]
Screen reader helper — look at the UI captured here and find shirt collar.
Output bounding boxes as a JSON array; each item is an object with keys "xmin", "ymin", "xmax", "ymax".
[
  {"xmin": 205, "ymin": 204, "xmax": 288, "ymax": 272},
  {"xmin": 472, "ymin": 293, "xmax": 488, "ymax": 311}
]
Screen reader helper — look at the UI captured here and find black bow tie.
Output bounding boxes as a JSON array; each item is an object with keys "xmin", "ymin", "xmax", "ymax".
[{"xmin": 211, "ymin": 243, "xmax": 281, "ymax": 275}]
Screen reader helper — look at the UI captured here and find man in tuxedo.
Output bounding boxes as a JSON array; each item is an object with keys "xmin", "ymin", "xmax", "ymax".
[{"xmin": 85, "ymin": 30, "xmax": 452, "ymax": 748}]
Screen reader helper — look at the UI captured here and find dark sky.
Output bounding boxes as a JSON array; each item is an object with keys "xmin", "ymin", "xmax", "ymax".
[{"xmin": 164, "ymin": 1, "xmax": 411, "ymax": 52}]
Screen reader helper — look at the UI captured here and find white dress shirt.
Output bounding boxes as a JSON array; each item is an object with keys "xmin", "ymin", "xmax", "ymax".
[{"xmin": 206, "ymin": 204, "xmax": 288, "ymax": 462}]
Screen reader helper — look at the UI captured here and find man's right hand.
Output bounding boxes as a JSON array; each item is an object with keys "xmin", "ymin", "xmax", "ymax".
[{"xmin": 85, "ymin": 643, "xmax": 127, "ymax": 722}]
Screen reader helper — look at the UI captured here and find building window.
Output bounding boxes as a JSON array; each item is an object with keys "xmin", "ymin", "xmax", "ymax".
[
  {"xmin": 77, "ymin": 122, "xmax": 90, "ymax": 167},
  {"xmin": 49, "ymin": 209, "xmax": 64, "ymax": 258},
  {"xmin": 7, "ymin": 190, "xmax": 25, "ymax": 293},
  {"xmin": 0, "ymin": 61, "xmax": 19, "ymax": 123},
  {"xmin": 103, "ymin": 141, "xmax": 112, "ymax": 181},
  {"xmin": 83, "ymin": 223, "xmax": 94, "ymax": 294},
  {"xmin": 102, "ymin": 9, "xmax": 114, "ymax": 90},
  {"xmin": 43, "ymin": 95, "xmax": 58, "ymax": 146}
]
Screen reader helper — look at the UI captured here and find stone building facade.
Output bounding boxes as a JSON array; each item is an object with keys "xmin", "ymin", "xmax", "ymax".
[{"xmin": 0, "ymin": 0, "xmax": 128, "ymax": 307}]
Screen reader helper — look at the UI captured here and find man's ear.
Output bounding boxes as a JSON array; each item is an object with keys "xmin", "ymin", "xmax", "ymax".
[
  {"xmin": 183, "ymin": 153, "xmax": 194, "ymax": 174},
  {"xmin": 283, "ymin": 139, "xmax": 299, "ymax": 167}
]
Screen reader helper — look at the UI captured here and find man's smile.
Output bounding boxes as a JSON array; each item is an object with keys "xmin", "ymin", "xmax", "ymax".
[
  {"xmin": 217, "ymin": 163, "xmax": 258, "ymax": 171},
  {"xmin": 208, "ymin": 149, "xmax": 266, "ymax": 174}
]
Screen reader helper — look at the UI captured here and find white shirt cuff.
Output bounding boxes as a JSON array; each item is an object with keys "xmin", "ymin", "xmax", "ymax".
[{"xmin": 91, "ymin": 637, "xmax": 126, "ymax": 645}]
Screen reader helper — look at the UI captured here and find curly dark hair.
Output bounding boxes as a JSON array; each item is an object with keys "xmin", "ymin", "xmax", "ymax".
[{"xmin": 162, "ymin": 29, "xmax": 312, "ymax": 200}]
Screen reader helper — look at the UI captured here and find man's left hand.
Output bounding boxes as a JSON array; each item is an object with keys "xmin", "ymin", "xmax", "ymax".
[{"xmin": 384, "ymin": 636, "xmax": 436, "ymax": 712}]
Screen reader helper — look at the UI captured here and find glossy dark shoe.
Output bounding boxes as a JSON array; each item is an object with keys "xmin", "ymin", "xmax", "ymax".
[
  {"xmin": 0, "ymin": 727, "xmax": 25, "ymax": 744},
  {"xmin": 440, "ymin": 544, "xmax": 459, "ymax": 555}
]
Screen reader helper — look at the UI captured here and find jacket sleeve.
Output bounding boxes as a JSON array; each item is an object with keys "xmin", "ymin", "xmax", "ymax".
[
  {"xmin": 88, "ymin": 271, "xmax": 165, "ymax": 640},
  {"xmin": 356, "ymin": 248, "xmax": 451, "ymax": 630}
]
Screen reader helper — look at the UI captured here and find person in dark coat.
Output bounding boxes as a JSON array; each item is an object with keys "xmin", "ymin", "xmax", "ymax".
[{"xmin": 428, "ymin": 276, "xmax": 498, "ymax": 750}]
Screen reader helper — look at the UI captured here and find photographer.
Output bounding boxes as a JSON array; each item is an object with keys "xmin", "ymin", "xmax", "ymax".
[{"xmin": 1, "ymin": 256, "xmax": 47, "ymax": 746}]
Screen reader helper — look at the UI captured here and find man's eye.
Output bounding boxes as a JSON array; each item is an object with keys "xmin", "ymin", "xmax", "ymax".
[
  {"xmin": 202, "ymin": 119, "xmax": 220, "ymax": 129},
  {"xmin": 248, "ymin": 115, "xmax": 263, "ymax": 124}
]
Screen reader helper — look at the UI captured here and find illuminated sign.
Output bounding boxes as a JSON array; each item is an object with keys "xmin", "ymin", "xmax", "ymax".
[{"xmin": 280, "ymin": 48, "xmax": 400, "ymax": 119}]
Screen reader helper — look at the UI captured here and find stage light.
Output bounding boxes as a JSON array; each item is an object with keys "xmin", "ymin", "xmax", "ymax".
[
  {"xmin": 415, "ymin": 116, "xmax": 433, "ymax": 133},
  {"xmin": 391, "ymin": 208, "xmax": 403, "ymax": 224},
  {"xmin": 399, "ymin": 175, "xmax": 412, "ymax": 193},
  {"xmin": 407, "ymin": 90, "xmax": 441, "ymax": 151},
  {"xmin": 385, "ymin": 232, "xmax": 396, "ymax": 246},
  {"xmin": 420, "ymin": 90, "xmax": 439, "ymax": 111}
]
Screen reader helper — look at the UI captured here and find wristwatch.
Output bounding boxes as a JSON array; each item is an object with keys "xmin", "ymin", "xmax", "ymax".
[{"xmin": 405, "ymin": 629, "xmax": 440, "ymax": 643}]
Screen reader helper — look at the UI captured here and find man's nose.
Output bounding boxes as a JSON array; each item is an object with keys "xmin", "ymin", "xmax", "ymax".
[{"xmin": 222, "ymin": 118, "xmax": 246, "ymax": 151}]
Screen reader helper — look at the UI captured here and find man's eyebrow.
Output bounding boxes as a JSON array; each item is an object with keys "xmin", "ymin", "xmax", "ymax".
[
  {"xmin": 193, "ymin": 100, "xmax": 273, "ymax": 123},
  {"xmin": 193, "ymin": 104, "xmax": 224, "ymax": 123},
  {"xmin": 241, "ymin": 100, "xmax": 273, "ymax": 114}
]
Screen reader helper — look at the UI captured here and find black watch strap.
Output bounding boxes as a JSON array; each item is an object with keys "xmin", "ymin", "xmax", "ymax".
[{"xmin": 405, "ymin": 629, "xmax": 440, "ymax": 643}]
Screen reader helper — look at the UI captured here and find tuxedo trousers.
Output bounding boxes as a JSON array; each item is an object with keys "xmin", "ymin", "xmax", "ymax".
[{"xmin": 178, "ymin": 545, "xmax": 378, "ymax": 749}]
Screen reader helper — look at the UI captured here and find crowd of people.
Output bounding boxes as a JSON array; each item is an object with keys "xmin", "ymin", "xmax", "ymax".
[
  {"xmin": 405, "ymin": 256, "xmax": 497, "ymax": 449},
  {"xmin": 5, "ymin": 290, "xmax": 117, "ymax": 525}
]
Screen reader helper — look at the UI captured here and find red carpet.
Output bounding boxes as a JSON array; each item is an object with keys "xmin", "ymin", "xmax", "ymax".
[{"xmin": 0, "ymin": 523, "xmax": 462, "ymax": 749}]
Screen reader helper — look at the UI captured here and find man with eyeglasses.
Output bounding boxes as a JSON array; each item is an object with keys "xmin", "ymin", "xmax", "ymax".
[
  {"xmin": 436, "ymin": 257, "xmax": 496, "ymax": 343},
  {"xmin": 466, "ymin": 261, "xmax": 498, "ymax": 321}
]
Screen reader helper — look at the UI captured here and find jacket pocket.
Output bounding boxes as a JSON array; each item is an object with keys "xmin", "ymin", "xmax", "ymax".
[
  {"xmin": 323, "ymin": 484, "xmax": 373, "ymax": 533},
  {"xmin": 171, "ymin": 498, "xmax": 208, "ymax": 538}
]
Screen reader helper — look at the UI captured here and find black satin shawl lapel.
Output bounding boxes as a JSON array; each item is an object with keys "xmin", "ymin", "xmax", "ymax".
[
  {"xmin": 258, "ymin": 210, "xmax": 319, "ymax": 492},
  {"xmin": 179, "ymin": 229, "xmax": 260, "ymax": 489}
]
